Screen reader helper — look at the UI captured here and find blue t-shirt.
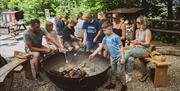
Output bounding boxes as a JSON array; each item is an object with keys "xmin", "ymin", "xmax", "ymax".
[
  {"xmin": 82, "ymin": 19, "xmax": 100, "ymax": 41},
  {"xmin": 102, "ymin": 34, "xmax": 122, "ymax": 58}
]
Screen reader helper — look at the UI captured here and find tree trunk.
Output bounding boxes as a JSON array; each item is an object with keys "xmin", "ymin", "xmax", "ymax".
[
  {"xmin": 177, "ymin": 7, "xmax": 180, "ymax": 30},
  {"xmin": 142, "ymin": 0, "xmax": 147, "ymax": 7},
  {"xmin": 167, "ymin": 0, "xmax": 173, "ymax": 20}
]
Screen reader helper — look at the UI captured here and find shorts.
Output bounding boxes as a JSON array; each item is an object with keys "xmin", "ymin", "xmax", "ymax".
[
  {"xmin": 64, "ymin": 41, "xmax": 79, "ymax": 49},
  {"xmin": 86, "ymin": 41, "xmax": 98, "ymax": 51}
]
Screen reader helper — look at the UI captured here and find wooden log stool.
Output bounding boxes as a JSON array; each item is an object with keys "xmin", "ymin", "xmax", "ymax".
[{"xmin": 145, "ymin": 53, "xmax": 171, "ymax": 87}]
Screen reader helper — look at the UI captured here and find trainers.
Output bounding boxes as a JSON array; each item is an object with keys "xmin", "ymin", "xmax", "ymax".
[
  {"xmin": 138, "ymin": 74, "xmax": 149, "ymax": 82},
  {"xmin": 120, "ymin": 85, "xmax": 127, "ymax": 91},
  {"xmin": 39, "ymin": 63, "xmax": 44, "ymax": 73},
  {"xmin": 138, "ymin": 72, "xmax": 149, "ymax": 82},
  {"xmin": 126, "ymin": 74, "xmax": 132, "ymax": 83},
  {"xmin": 36, "ymin": 73, "xmax": 43, "ymax": 82},
  {"xmin": 105, "ymin": 83, "xmax": 116, "ymax": 89}
]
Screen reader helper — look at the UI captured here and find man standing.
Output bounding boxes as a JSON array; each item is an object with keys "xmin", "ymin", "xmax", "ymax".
[{"xmin": 23, "ymin": 19, "xmax": 67, "ymax": 81}]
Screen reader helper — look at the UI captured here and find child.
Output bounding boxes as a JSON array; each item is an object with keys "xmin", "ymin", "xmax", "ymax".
[
  {"xmin": 124, "ymin": 20, "xmax": 134, "ymax": 46},
  {"xmin": 45, "ymin": 21, "xmax": 64, "ymax": 50},
  {"xmin": 82, "ymin": 12, "xmax": 101, "ymax": 52},
  {"xmin": 89, "ymin": 21, "xmax": 127, "ymax": 91},
  {"xmin": 63, "ymin": 20, "xmax": 80, "ymax": 51}
]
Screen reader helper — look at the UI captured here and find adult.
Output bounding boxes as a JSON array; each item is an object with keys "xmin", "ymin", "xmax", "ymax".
[
  {"xmin": 112, "ymin": 13, "xmax": 126, "ymax": 46},
  {"xmin": 61, "ymin": 12, "xmax": 69, "ymax": 25},
  {"xmin": 97, "ymin": 11, "xmax": 108, "ymax": 57},
  {"xmin": 23, "ymin": 19, "xmax": 67, "ymax": 81},
  {"xmin": 54, "ymin": 16, "xmax": 65, "ymax": 36},
  {"xmin": 74, "ymin": 12, "xmax": 84, "ymax": 39},
  {"xmin": 125, "ymin": 16, "xmax": 152, "ymax": 82}
]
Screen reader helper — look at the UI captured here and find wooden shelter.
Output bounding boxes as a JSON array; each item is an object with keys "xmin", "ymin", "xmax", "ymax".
[{"xmin": 109, "ymin": 8, "xmax": 144, "ymax": 23}]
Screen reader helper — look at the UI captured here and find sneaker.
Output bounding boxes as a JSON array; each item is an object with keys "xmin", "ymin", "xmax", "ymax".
[
  {"xmin": 36, "ymin": 73, "xmax": 43, "ymax": 82},
  {"xmin": 105, "ymin": 83, "xmax": 116, "ymax": 89},
  {"xmin": 39, "ymin": 63, "xmax": 44, "ymax": 73},
  {"xmin": 120, "ymin": 85, "xmax": 127, "ymax": 91},
  {"xmin": 126, "ymin": 74, "xmax": 132, "ymax": 83},
  {"xmin": 138, "ymin": 72, "xmax": 149, "ymax": 82}
]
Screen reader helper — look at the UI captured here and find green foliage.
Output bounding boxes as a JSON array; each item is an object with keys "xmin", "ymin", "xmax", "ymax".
[
  {"xmin": 0, "ymin": 0, "xmax": 179, "ymax": 24},
  {"xmin": 7, "ymin": 0, "xmax": 20, "ymax": 9},
  {"xmin": 8, "ymin": 0, "xmax": 105, "ymax": 23},
  {"xmin": 0, "ymin": 0, "xmax": 9, "ymax": 12},
  {"xmin": 0, "ymin": 0, "xmax": 179, "ymax": 43}
]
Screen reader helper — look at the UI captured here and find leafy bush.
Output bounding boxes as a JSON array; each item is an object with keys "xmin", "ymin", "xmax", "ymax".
[{"xmin": 4, "ymin": 0, "xmax": 105, "ymax": 23}]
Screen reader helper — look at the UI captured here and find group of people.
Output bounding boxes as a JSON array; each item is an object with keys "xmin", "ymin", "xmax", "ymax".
[{"xmin": 23, "ymin": 11, "xmax": 153, "ymax": 91}]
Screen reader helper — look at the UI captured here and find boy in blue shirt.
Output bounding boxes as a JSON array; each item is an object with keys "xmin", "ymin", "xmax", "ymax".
[
  {"xmin": 89, "ymin": 21, "xmax": 127, "ymax": 91},
  {"xmin": 82, "ymin": 12, "xmax": 101, "ymax": 52}
]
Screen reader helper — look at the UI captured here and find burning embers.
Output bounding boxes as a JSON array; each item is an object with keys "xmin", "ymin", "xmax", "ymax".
[
  {"xmin": 59, "ymin": 67, "xmax": 87, "ymax": 78},
  {"xmin": 50, "ymin": 60, "xmax": 103, "ymax": 78}
]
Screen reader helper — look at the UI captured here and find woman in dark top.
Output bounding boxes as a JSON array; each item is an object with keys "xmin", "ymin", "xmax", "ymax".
[
  {"xmin": 112, "ymin": 13, "xmax": 126, "ymax": 46},
  {"xmin": 97, "ymin": 11, "xmax": 108, "ymax": 58},
  {"xmin": 97, "ymin": 11, "xmax": 106, "ymax": 43}
]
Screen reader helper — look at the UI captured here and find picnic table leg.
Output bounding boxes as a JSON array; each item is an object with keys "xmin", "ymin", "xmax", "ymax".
[
  {"xmin": 23, "ymin": 24, "xmax": 27, "ymax": 30},
  {"xmin": 22, "ymin": 59, "xmax": 33, "ymax": 80}
]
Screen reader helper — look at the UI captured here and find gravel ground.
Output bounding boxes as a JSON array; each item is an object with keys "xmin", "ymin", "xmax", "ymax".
[
  {"xmin": 9, "ymin": 55, "xmax": 180, "ymax": 91},
  {"xmin": 1, "ymin": 34, "xmax": 180, "ymax": 91}
]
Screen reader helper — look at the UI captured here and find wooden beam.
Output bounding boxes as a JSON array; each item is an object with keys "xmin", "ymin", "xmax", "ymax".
[
  {"xmin": 145, "ymin": 58, "xmax": 171, "ymax": 66},
  {"xmin": 0, "ymin": 52, "xmax": 32, "ymax": 83},
  {"xmin": 149, "ymin": 19, "xmax": 180, "ymax": 23},
  {"xmin": 0, "ymin": 58, "xmax": 26, "ymax": 82},
  {"xmin": 150, "ymin": 29, "xmax": 180, "ymax": 34},
  {"xmin": 13, "ymin": 65, "xmax": 23, "ymax": 72}
]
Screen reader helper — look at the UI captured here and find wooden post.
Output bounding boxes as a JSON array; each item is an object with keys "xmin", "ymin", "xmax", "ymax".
[
  {"xmin": 22, "ymin": 59, "xmax": 33, "ymax": 80},
  {"xmin": 154, "ymin": 65, "xmax": 169, "ymax": 87},
  {"xmin": 145, "ymin": 57, "xmax": 171, "ymax": 87}
]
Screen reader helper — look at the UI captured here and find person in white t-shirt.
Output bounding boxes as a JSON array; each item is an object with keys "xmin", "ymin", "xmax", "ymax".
[{"xmin": 74, "ymin": 12, "xmax": 84, "ymax": 39}]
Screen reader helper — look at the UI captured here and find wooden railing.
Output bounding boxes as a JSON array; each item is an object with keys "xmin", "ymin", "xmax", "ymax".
[
  {"xmin": 149, "ymin": 19, "xmax": 180, "ymax": 34},
  {"xmin": 150, "ymin": 29, "xmax": 180, "ymax": 34},
  {"xmin": 149, "ymin": 19, "xmax": 180, "ymax": 23}
]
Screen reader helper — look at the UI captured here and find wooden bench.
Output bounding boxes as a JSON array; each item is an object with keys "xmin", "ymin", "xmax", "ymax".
[
  {"xmin": 145, "ymin": 57, "xmax": 171, "ymax": 87},
  {"xmin": 0, "ymin": 51, "xmax": 33, "ymax": 83}
]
